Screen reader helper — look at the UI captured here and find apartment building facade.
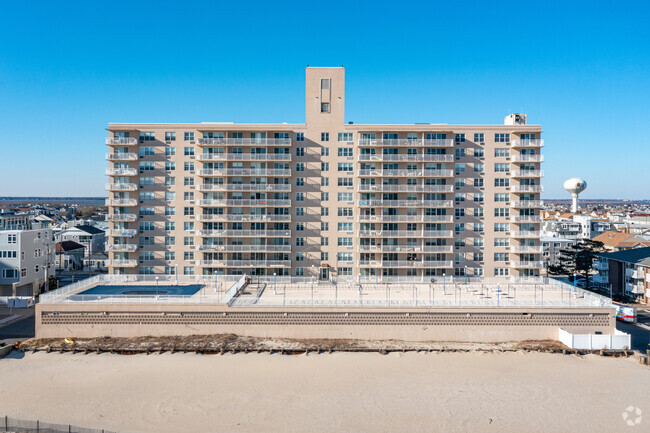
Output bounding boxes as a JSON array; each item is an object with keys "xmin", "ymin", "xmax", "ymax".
[
  {"xmin": 105, "ymin": 67, "xmax": 544, "ymax": 280},
  {"xmin": 0, "ymin": 228, "xmax": 55, "ymax": 296}
]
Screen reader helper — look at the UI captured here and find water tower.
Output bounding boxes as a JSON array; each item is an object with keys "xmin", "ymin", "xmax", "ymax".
[{"xmin": 563, "ymin": 178, "xmax": 587, "ymax": 213}]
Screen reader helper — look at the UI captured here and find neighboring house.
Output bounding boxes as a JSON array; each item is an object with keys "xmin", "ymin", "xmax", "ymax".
[
  {"xmin": 592, "ymin": 231, "xmax": 650, "ymax": 252},
  {"xmin": 55, "ymin": 225, "xmax": 106, "ymax": 255},
  {"xmin": 84, "ymin": 252, "xmax": 109, "ymax": 272},
  {"xmin": 594, "ymin": 247, "xmax": 650, "ymax": 303},
  {"xmin": 541, "ymin": 236, "xmax": 576, "ymax": 270},
  {"xmin": 55, "ymin": 240, "xmax": 86, "ymax": 271},
  {"xmin": 0, "ymin": 228, "xmax": 56, "ymax": 296}
]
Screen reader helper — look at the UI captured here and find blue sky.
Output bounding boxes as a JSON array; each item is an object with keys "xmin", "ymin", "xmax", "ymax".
[{"xmin": 0, "ymin": 0, "xmax": 648, "ymax": 198}]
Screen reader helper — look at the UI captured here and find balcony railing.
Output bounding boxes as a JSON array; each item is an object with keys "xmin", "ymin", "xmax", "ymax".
[
  {"xmin": 106, "ymin": 152, "xmax": 138, "ymax": 161},
  {"xmin": 197, "ymin": 169, "xmax": 292, "ymax": 177},
  {"xmin": 105, "ymin": 137, "xmax": 137, "ymax": 145},
  {"xmin": 359, "ymin": 138, "xmax": 454, "ymax": 147},
  {"xmin": 358, "ymin": 260, "xmax": 453, "ymax": 268},
  {"xmin": 196, "ymin": 184, "xmax": 291, "ymax": 192},
  {"xmin": 510, "ymin": 185, "xmax": 544, "ymax": 193},
  {"xmin": 511, "ymin": 170, "xmax": 544, "ymax": 178},
  {"xmin": 357, "ymin": 169, "xmax": 454, "ymax": 177},
  {"xmin": 357, "ymin": 215, "xmax": 454, "ymax": 223},
  {"xmin": 197, "ymin": 260, "xmax": 292, "ymax": 267},
  {"xmin": 593, "ymin": 261, "xmax": 608, "ymax": 270},
  {"xmin": 106, "ymin": 244, "xmax": 137, "ymax": 252},
  {"xmin": 105, "ymin": 168, "xmax": 138, "ymax": 176},
  {"xmin": 510, "ymin": 231, "xmax": 542, "ymax": 238},
  {"xmin": 358, "ymin": 154, "xmax": 454, "ymax": 162},
  {"xmin": 197, "ymin": 214, "xmax": 291, "ymax": 222},
  {"xmin": 198, "ymin": 199, "xmax": 291, "ymax": 207},
  {"xmin": 357, "ymin": 245, "xmax": 454, "ymax": 253},
  {"xmin": 196, "ymin": 153, "xmax": 292, "ymax": 162},
  {"xmin": 511, "ymin": 200, "xmax": 544, "ymax": 208},
  {"xmin": 105, "ymin": 214, "xmax": 138, "ymax": 222},
  {"xmin": 196, "ymin": 245, "xmax": 291, "ymax": 253},
  {"xmin": 511, "ymin": 139, "xmax": 544, "ymax": 148},
  {"xmin": 511, "ymin": 154, "xmax": 544, "ymax": 162},
  {"xmin": 511, "ymin": 261, "xmax": 544, "ymax": 268},
  {"xmin": 357, "ymin": 185, "xmax": 454, "ymax": 193},
  {"xmin": 197, "ymin": 229, "xmax": 291, "ymax": 237},
  {"xmin": 106, "ymin": 229, "xmax": 138, "ymax": 237},
  {"xmin": 510, "ymin": 246, "xmax": 544, "ymax": 253},
  {"xmin": 358, "ymin": 230, "xmax": 454, "ymax": 238},
  {"xmin": 108, "ymin": 259, "xmax": 137, "ymax": 267},
  {"xmin": 510, "ymin": 215, "xmax": 542, "ymax": 223},
  {"xmin": 197, "ymin": 138, "xmax": 292, "ymax": 146},
  {"xmin": 358, "ymin": 200, "xmax": 453, "ymax": 208},
  {"xmin": 105, "ymin": 198, "xmax": 138, "ymax": 206},
  {"xmin": 105, "ymin": 183, "xmax": 138, "ymax": 191}
]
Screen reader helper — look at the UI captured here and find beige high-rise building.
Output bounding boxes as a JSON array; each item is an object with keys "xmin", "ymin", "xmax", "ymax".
[{"xmin": 105, "ymin": 67, "xmax": 543, "ymax": 280}]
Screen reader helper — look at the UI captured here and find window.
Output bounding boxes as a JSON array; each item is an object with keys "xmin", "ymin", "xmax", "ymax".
[
  {"xmin": 474, "ymin": 223, "xmax": 484, "ymax": 233},
  {"xmin": 337, "ymin": 252, "xmax": 353, "ymax": 261},
  {"xmin": 296, "ymin": 222, "xmax": 304, "ymax": 231},
  {"xmin": 165, "ymin": 177, "xmax": 175, "ymax": 186},
  {"xmin": 338, "ymin": 207, "xmax": 353, "ymax": 217},
  {"xmin": 321, "ymin": 237, "xmax": 329, "ymax": 246},
  {"xmin": 455, "ymin": 223, "xmax": 465, "ymax": 234},
  {"xmin": 338, "ymin": 163, "xmax": 353, "ymax": 172},
  {"xmin": 338, "ymin": 237, "xmax": 353, "ymax": 247},
  {"xmin": 494, "ymin": 193, "xmax": 510, "ymax": 202},
  {"xmin": 321, "ymin": 222, "xmax": 329, "ymax": 231},
  {"xmin": 495, "ymin": 163, "xmax": 510, "ymax": 172},
  {"xmin": 474, "ymin": 178, "xmax": 484, "ymax": 188},
  {"xmin": 494, "ymin": 268, "xmax": 510, "ymax": 276},
  {"xmin": 455, "ymin": 163, "xmax": 465, "ymax": 174},
  {"xmin": 455, "ymin": 133, "xmax": 465, "ymax": 143},
  {"xmin": 165, "ymin": 162, "xmax": 176, "ymax": 171},
  {"xmin": 473, "ymin": 193, "xmax": 484, "ymax": 202},
  {"xmin": 184, "ymin": 267, "xmax": 194, "ymax": 276},
  {"xmin": 338, "ymin": 192, "xmax": 353, "ymax": 202},
  {"xmin": 455, "ymin": 148, "xmax": 466, "ymax": 158},
  {"xmin": 139, "ymin": 207, "xmax": 155, "ymax": 217},
  {"xmin": 321, "ymin": 162, "xmax": 329, "ymax": 171},
  {"xmin": 321, "ymin": 103, "xmax": 330, "ymax": 113},
  {"xmin": 184, "ymin": 147, "xmax": 195, "ymax": 156},
  {"xmin": 165, "ymin": 147, "xmax": 176, "ymax": 156},
  {"xmin": 321, "ymin": 252, "xmax": 329, "ymax": 261},
  {"xmin": 296, "ymin": 207, "xmax": 304, "ymax": 216},
  {"xmin": 296, "ymin": 177, "xmax": 305, "ymax": 187},
  {"xmin": 321, "ymin": 177, "xmax": 329, "ymax": 187},
  {"xmin": 140, "ymin": 147, "xmax": 155, "ymax": 157},
  {"xmin": 494, "ymin": 253, "xmax": 510, "ymax": 262},
  {"xmin": 139, "ymin": 251, "xmax": 155, "ymax": 262},
  {"xmin": 296, "ymin": 237, "xmax": 305, "ymax": 247},
  {"xmin": 455, "ymin": 208, "xmax": 465, "ymax": 217},
  {"xmin": 296, "ymin": 162, "xmax": 305, "ymax": 172},
  {"xmin": 494, "ymin": 223, "xmax": 510, "ymax": 232},
  {"xmin": 321, "ymin": 132, "xmax": 329, "ymax": 142},
  {"xmin": 321, "ymin": 147, "xmax": 329, "ymax": 156},
  {"xmin": 474, "ymin": 148, "xmax": 484, "ymax": 158},
  {"xmin": 184, "ymin": 177, "xmax": 194, "ymax": 187},
  {"xmin": 184, "ymin": 207, "xmax": 194, "ymax": 216},
  {"xmin": 296, "ymin": 252, "xmax": 305, "ymax": 262},
  {"xmin": 184, "ymin": 162, "xmax": 195, "ymax": 172},
  {"xmin": 165, "ymin": 132, "xmax": 176, "ymax": 142},
  {"xmin": 184, "ymin": 132, "xmax": 195, "ymax": 142},
  {"xmin": 495, "ymin": 148, "xmax": 510, "ymax": 158},
  {"xmin": 494, "ymin": 178, "xmax": 510, "ymax": 187},
  {"xmin": 139, "ymin": 221, "xmax": 154, "ymax": 232},
  {"xmin": 139, "ymin": 132, "xmax": 155, "ymax": 142},
  {"xmin": 184, "ymin": 222, "xmax": 194, "ymax": 232},
  {"xmin": 321, "ymin": 192, "xmax": 329, "ymax": 201},
  {"xmin": 296, "ymin": 192, "xmax": 304, "ymax": 202},
  {"xmin": 139, "ymin": 162, "xmax": 154, "ymax": 172},
  {"xmin": 321, "ymin": 78, "xmax": 330, "ymax": 89},
  {"xmin": 296, "ymin": 148, "xmax": 305, "ymax": 156},
  {"xmin": 455, "ymin": 193, "xmax": 465, "ymax": 204},
  {"xmin": 165, "ymin": 222, "xmax": 175, "ymax": 231},
  {"xmin": 495, "ymin": 133, "xmax": 510, "ymax": 143},
  {"xmin": 474, "ymin": 133, "xmax": 484, "ymax": 143},
  {"xmin": 139, "ymin": 237, "xmax": 154, "ymax": 246},
  {"xmin": 494, "ymin": 238, "xmax": 510, "ymax": 247},
  {"xmin": 338, "ymin": 133, "xmax": 353, "ymax": 142},
  {"xmin": 140, "ymin": 191, "xmax": 154, "ymax": 201},
  {"xmin": 338, "ymin": 222, "xmax": 353, "ymax": 232},
  {"xmin": 140, "ymin": 177, "xmax": 155, "ymax": 187},
  {"xmin": 474, "ymin": 163, "xmax": 484, "ymax": 173},
  {"xmin": 183, "ymin": 236, "xmax": 194, "ymax": 247},
  {"xmin": 296, "ymin": 267, "xmax": 304, "ymax": 277},
  {"xmin": 296, "ymin": 132, "xmax": 304, "ymax": 142},
  {"xmin": 321, "ymin": 207, "xmax": 329, "ymax": 216},
  {"xmin": 338, "ymin": 147, "xmax": 353, "ymax": 157},
  {"xmin": 338, "ymin": 177, "xmax": 353, "ymax": 187},
  {"xmin": 338, "ymin": 267, "xmax": 352, "ymax": 276},
  {"xmin": 494, "ymin": 208, "xmax": 510, "ymax": 218}
]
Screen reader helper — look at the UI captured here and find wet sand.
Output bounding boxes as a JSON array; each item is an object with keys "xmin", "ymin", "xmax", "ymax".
[{"xmin": 0, "ymin": 351, "xmax": 648, "ymax": 432}]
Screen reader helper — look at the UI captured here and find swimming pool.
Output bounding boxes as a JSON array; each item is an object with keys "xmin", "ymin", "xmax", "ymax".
[{"xmin": 78, "ymin": 284, "xmax": 203, "ymax": 297}]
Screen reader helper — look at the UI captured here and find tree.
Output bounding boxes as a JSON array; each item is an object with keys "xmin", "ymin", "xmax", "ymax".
[{"xmin": 548, "ymin": 239, "xmax": 606, "ymax": 288}]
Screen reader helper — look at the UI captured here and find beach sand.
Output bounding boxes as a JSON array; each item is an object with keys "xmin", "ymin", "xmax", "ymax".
[{"xmin": 0, "ymin": 351, "xmax": 648, "ymax": 432}]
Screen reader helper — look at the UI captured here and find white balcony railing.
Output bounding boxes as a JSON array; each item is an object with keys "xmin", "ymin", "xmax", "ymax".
[
  {"xmin": 358, "ymin": 230, "xmax": 454, "ymax": 238},
  {"xmin": 358, "ymin": 200, "xmax": 453, "ymax": 208},
  {"xmin": 196, "ymin": 184, "xmax": 291, "ymax": 192},
  {"xmin": 510, "ymin": 246, "xmax": 544, "ymax": 253},
  {"xmin": 197, "ymin": 229, "xmax": 291, "ymax": 237},
  {"xmin": 357, "ymin": 185, "xmax": 454, "ymax": 193},
  {"xmin": 198, "ymin": 199, "xmax": 291, "ymax": 207},
  {"xmin": 108, "ymin": 259, "xmax": 138, "ymax": 267},
  {"xmin": 510, "ymin": 215, "xmax": 542, "ymax": 223},
  {"xmin": 357, "ymin": 215, "xmax": 454, "ymax": 223},
  {"xmin": 511, "ymin": 200, "xmax": 544, "ymax": 208},
  {"xmin": 197, "ymin": 260, "xmax": 292, "ymax": 267},
  {"xmin": 105, "ymin": 214, "xmax": 138, "ymax": 222},
  {"xmin": 511, "ymin": 139, "xmax": 544, "ymax": 148},
  {"xmin": 106, "ymin": 244, "xmax": 137, "ymax": 252},
  {"xmin": 511, "ymin": 170, "xmax": 544, "ymax": 178},
  {"xmin": 197, "ymin": 169, "xmax": 292, "ymax": 177},
  {"xmin": 358, "ymin": 138, "xmax": 454, "ymax": 147},
  {"xmin": 510, "ymin": 185, "xmax": 544, "ymax": 193},
  {"xmin": 106, "ymin": 229, "xmax": 138, "ymax": 237},
  {"xmin": 357, "ymin": 169, "xmax": 454, "ymax": 177},
  {"xmin": 510, "ymin": 231, "xmax": 542, "ymax": 238},
  {"xmin": 105, "ymin": 152, "xmax": 138, "ymax": 161},
  {"xmin": 357, "ymin": 245, "xmax": 454, "ymax": 253},
  {"xmin": 195, "ymin": 245, "xmax": 291, "ymax": 253},
  {"xmin": 196, "ymin": 153, "xmax": 291, "ymax": 162},
  {"xmin": 105, "ymin": 183, "xmax": 138, "ymax": 191},
  {"xmin": 105, "ymin": 198, "xmax": 138, "ymax": 206},
  {"xmin": 196, "ymin": 214, "xmax": 291, "ymax": 222},
  {"xmin": 511, "ymin": 261, "xmax": 544, "ymax": 268},
  {"xmin": 105, "ymin": 168, "xmax": 138, "ymax": 176},
  {"xmin": 358, "ymin": 154, "xmax": 454, "ymax": 162},
  {"xmin": 511, "ymin": 154, "xmax": 544, "ymax": 162},
  {"xmin": 197, "ymin": 138, "xmax": 292, "ymax": 146},
  {"xmin": 105, "ymin": 137, "xmax": 138, "ymax": 145},
  {"xmin": 358, "ymin": 260, "xmax": 453, "ymax": 268}
]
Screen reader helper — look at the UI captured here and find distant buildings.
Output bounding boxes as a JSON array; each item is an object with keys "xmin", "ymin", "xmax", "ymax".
[
  {"xmin": 592, "ymin": 231, "xmax": 650, "ymax": 252},
  {"xmin": 594, "ymin": 247, "xmax": 650, "ymax": 302},
  {"xmin": 54, "ymin": 224, "xmax": 106, "ymax": 255},
  {"xmin": 0, "ymin": 228, "xmax": 55, "ymax": 296}
]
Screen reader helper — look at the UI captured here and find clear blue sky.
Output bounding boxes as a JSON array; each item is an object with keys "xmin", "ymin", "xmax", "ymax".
[{"xmin": 0, "ymin": 0, "xmax": 648, "ymax": 199}]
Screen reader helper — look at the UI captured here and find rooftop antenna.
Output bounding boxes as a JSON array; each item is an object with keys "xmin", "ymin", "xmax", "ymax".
[{"xmin": 564, "ymin": 178, "xmax": 587, "ymax": 213}]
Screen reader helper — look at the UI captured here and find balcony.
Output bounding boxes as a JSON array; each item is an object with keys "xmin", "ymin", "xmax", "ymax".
[
  {"xmin": 510, "ymin": 246, "xmax": 544, "ymax": 253},
  {"xmin": 106, "ymin": 229, "xmax": 138, "ymax": 237},
  {"xmin": 106, "ymin": 243, "xmax": 137, "ymax": 252},
  {"xmin": 511, "ymin": 139, "xmax": 544, "ymax": 148},
  {"xmin": 511, "ymin": 154, "xmax": 544, "ymax": 163},
  {"xmin": 105, "ymin": 198, "xmax": 138, "ymax": 206},
  {"xmin": 196, "ymin": 153, "xmax": 292, "ymax": 162},
  {"xmin": 593, "ymin": 261, "xmax": 608, "ymax": 270},
  {"xmin": 358, "ymin": 154, "xmax": 454, "ymax": 162},
  {"xmin": 510, "ymin": 215, "xmax": 542, "ymax": 223},
  {"xmin": 197, "ymin": 169, "xmax": 292, "ymax": 177},
  {"xmin": 358, "ymin": 230, "xmax": 454, "ymax": 238},
  {"xmin": 357, "ymin": 185, "xmax": 454, "ymax": 193},
  {"xmin": 105, "ymin": 183, "xmax": 138, "ymax": 191},
  {"xmin": 196, "ymin": 245, "xmax": 291, "ymax": 253},
  {"xmin": 358, "ymin": 260, "xmax": 453, "ymax": 268},
  {"xmin": 511, "ymin": 231, "xmax": 542, "ymax": 238},
  {"xmin": 357, "ymin": 169, "xmax": 454, "ymax": 177},
  {"xmin": 197, "ymin": 260, "xmax": 292, "ymax": 267},
  {"xmin": 106, "ymin": 214, "xmax": 138, "ymax": 222},
  {"xmin": 511, "ymin": 261, "xmax": 544, "ymax": 268},
  {"xmin": 592, "ymin": 274, "xmax": 609, "ymax": 284},
  {"xmin": 108, "ymin": 259, "xmax": 137, "ymax": 268},
  {"xmin": 358, "ymin": 200, "xmax": 453, "ymax": 208},
  {"xmin": 626, "ymin": 268, "xmax": 642, "ymax": 279},
  {"xmin": 510, "ymin": 185, "xmax": 544, "ymax": 193},
  {"xmin": 511, "ymin": 170, "xmax": 544, "ymax": 178},
  {"xmin": 357, "ymin": 215, "xmax": 453, "ymax": 223},
  {"xmin": 358, "ymin": 138, "xmax": 454, "ymax": 147},
  {"xmin": 197, "ymin": 138, "xmax": 292, "ymax": 146},
  {"xmin": 358, "ymin": 245, "xmax": 454, "ymax": 253},
  {"xmin": 197, "ymin": 214, "xmax": 291, "ymax": 222},
  {"xmin": 198, "ymin": 199, "xmax": 291, "ymax": 207},
  {"xmin": 105, "ymin": 168, "xmax": 138, "ymax": 176},
  {"xmin": 625, "ymin": 283, "xmax": 644, "ymax": 295},
  {"xmin": 511, "ymin": 200, "xmax": 544, "ymax": 208},
  {"xmin": 106, "ymin": 152, "xmax": 138, "ymax": 161},
  {"xmin": 197, "ymin": 229, "xmax": 291, "ymax": 237},
  {"xmin": 105, "ymin": 137, "xmax": 137, "ymax": 146},
  {"xmin": 196, "ymin": 184, "xmax": 292, "ymax": 192}
]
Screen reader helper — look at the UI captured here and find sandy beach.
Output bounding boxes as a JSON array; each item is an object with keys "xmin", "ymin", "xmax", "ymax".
[{"xmin": 0, "ymin": 351, "xmax": 648, "ymax": 432}]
